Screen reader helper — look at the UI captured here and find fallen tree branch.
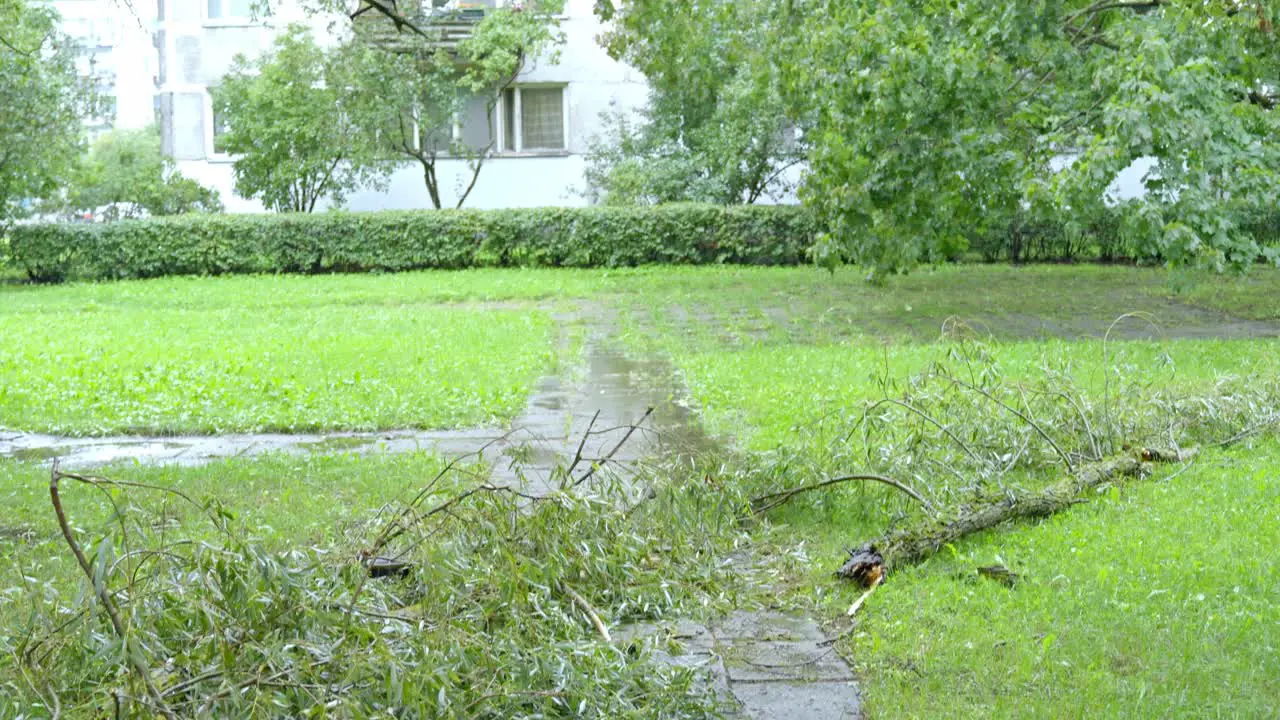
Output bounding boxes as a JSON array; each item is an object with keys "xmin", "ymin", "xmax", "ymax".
[
  {"xmin": 847, "ymin": 574, "xmax": 883, "ymax": 617},
  {"xmin": 837, "ymin": 447, "xmax": 1197, "ymax": 584},
  {"xmin": 846, "ymin": 397, "xmax": 982, "ymax": 463},
  {"xmin": 750, "ymin": 473, "xmax": 936, "ymax": 518},
  {"xmin": 941, "ymin": 374, "xmax": 1076, "ymax": 472},
  {"xmin": 49, "ymin": 464, "xmax": 176, "ymax": 720}
]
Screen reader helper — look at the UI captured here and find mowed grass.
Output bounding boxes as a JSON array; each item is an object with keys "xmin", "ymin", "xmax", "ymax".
[
  {"xmin": 0, "ymin": 278, "xmax": 559, "ymax": 435},
  {"xmin": 3, "ymin": 264, "xmax": 1278, "ymax": 437},
  {"xmin": 677, "ymin": 338, "xmax": 1280, "ymax": 451},
  {"xmin": 611, "ymin": 263, "xmax": 1280, "ymax": 347}
]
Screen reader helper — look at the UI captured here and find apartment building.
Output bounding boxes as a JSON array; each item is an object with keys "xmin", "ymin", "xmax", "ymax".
[
  {"xmin": 154, "ymin": 0, "xmax": 651, "ymax": 211},
  {"xmin": 52, "ymin": 0, "xmax": 159, "ymax": 135}
]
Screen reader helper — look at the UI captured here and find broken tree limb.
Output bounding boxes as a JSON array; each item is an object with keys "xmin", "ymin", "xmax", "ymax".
[
  {"xmin": 837, "ymin": 447, "xmax": 1197, "ymax": 585},
  {"xmin": 847, "ymin": 573, "xmax": 883, "ymax": 617},
  {"xmin": 50, "ymin": 464, "xmax": 176, "ymax": 720}
]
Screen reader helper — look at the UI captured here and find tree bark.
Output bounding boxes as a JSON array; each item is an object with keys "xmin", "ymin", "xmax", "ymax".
[{"xmin": 838, "ymin": 448, "xmax": 1196, "ymax": 584}]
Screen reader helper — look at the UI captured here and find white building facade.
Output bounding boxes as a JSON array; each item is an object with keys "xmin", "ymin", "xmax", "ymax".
[
  {"xmin": 52, "ymin": 0, "xmax": 159, "ymax": 135},
  {"xmin": 154, "ymin": 0, "xmax": 650, "ymax": 212}
]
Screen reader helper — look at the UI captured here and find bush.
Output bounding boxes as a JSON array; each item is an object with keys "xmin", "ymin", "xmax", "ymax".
[
  {"xmin": 7, "ymin": 204, "xmax": 817, "ymax": 282},
  {"xmin": 972, "ymin": 204, "xmax": 1280, "ymax": 266}
]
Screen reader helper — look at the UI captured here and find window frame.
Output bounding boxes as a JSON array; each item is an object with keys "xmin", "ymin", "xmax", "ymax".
[
  {"xmin": 204, "ymin": 89, "xmax": 234, "ymax": 162},
  {"xmin": 496, "ymin": 84, "xmax": 569, "ymax": 156},
  {"xmin": 203, "ymin": 0, "xmax": 257, "ymax": 27}
]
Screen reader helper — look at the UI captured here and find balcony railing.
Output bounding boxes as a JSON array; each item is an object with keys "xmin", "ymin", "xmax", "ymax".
[{"xmin": 355, "ymin": 0, "xmax": 498, "ymax": 51}]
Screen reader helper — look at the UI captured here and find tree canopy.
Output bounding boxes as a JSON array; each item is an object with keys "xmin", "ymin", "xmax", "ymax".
[
  {"xmin": 597, "ymin": 0, "xmax": 1280, "ymax": 274},
  {"xmin": 586, "ymin": 0, "xmax": 801, "ymax": 205},
  {"xmin": 0, "ymin": 0, "xmax": 99, "ymax": 226},
  {"xmin": 64, "ymin": 126, "xmax": 223, "ymax": 220},
  {"xmin": 215, "ymin": 25, "xmax": 388, "ymax": 212},
  {"xmin": 341, "ymin": 0, "xmax": 565, "ymax": 208}
]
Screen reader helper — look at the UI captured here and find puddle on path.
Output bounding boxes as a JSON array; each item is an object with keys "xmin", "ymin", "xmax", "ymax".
[
  {"xmin": 0, "ymin": 429, "xmax": 507, "ymax": 470},
  {"xmin": 616, "ymin": 610, "xmax": 863, "ymax": 719},
  {"xmin": 489, "ymin": 339, "xmax": 716, "ymax": 496},
  {"xmin": 0, "ymin": 315, "xmax": 714, "ymax": 495}
]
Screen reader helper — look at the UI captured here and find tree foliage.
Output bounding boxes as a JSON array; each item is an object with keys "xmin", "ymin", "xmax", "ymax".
[
  {"xmin": 588, "ymin": 0, "xmax": 801, "ymax": 205},
  {"xmin": 341, "ymin": 1, "xmax": 565, "ymax": 209},
  {"xmin": 597, "ymin": 0, "xmax": 1280, "ymax": 274},
  {"xmin": 0, "ymin": 0, "xmax": 99, "ymax": 225},
  {"xmin": 64, "ymin": 126, "xmax": 223, "ymax": 220},
  {"xmin": 215, "ymin": 24, "xmax": 387, "ymax": 212}
]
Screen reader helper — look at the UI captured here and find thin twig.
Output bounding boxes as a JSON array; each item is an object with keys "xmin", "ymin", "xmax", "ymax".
[
  {"xmin": 563, "ymin": 409, "xmax": 601, "ymax": 482},
  {"xmin": 750, "ymin": 473, "xmax": 936, "ymax": 517},
  {"xmin": 188, "ymin": 660, "xmax": 331, "ymax": 713},
  {"xmin": 1029, "ymin": 387, "xmax": 1103, "ymax": 461},
  {"xmin": 572, "ymin": 407, "xmax": 654, "ymax": 488},
  {"xmin": 942, "ymin": 375, "xmax": 1076, "ymax": 472},
  {"xmin": 159, "ymin": 670, "xmax": 224, "ymax": 699},
  {"xmin": 1210, "ymin": 414, "xmax": 1280, "ymax": 448},
  {"xmin": 846, "ymin": 397, "xmax": 982, "ymax": 463},
  {"xmin": 1101, "ymin": 312, "xmax": 1159, "ymax": 453},
  {"xmin": 560, "ymin": 581, "xmax": 611, "ymax": 642},
  {"xmin": 462, "ymin": 690, "xmax": 566, "ymax": 714}
]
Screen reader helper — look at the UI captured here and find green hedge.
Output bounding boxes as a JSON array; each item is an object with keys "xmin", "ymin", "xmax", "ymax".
[
  {"xmin": 971, "ymin": 206, "xmax": 1280, "ymax": 264},
  {"xmin": 7, "ymin": 205, "xmax": 817, "ymax": 282}
]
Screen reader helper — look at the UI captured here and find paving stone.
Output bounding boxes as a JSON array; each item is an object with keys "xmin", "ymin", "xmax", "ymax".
[
  {"xmin": 729, "ymin": 680, "xmax": 862, "ymax": 720},
  {"xmin": 713, "ymin": 611, "xmax": 829, "ymax": 642},
  {"xmin": 722, "ymin": 640, "xmax": 854, "ymax": 683},
  {"xmin": 613, "ymin": 619, "xmax": 714, "ymax": 652}
]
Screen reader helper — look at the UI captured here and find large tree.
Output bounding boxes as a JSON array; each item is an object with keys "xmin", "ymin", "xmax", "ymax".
[
  {"xmin": 341, "ymin": 1, "xmax": 565, "ymax": 209},
  {"xmin": 587, "ymin": 0, "xmax": 802, "ymax": 205},
  {"xmin": 216, "ymin": 24, "xmax": 388, "ymax": 212},
  {"xmin": 0, "ymin": 0, "xmax": 99, "ymax": 226},
  {"xmin": 597, "ymin": 0, "xmax": 1280, "ymax": 275},
  {"xmin": 64, "ymin": 126, "xmax": 223, "ymax": 219}
]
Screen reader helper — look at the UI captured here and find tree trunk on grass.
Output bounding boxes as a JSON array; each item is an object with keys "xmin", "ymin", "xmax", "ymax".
[{"xmin": 838, "ymin": 449, "xmax": 1196, "ymax": 584}]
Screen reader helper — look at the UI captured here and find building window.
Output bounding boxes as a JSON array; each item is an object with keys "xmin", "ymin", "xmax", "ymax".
[
  {"xmin": 500, "ymin": 86, "xmax": 566, "ymax": 153},
  {"xmin": 210, "ymin": 93, "xmax": 231, "ymax": 155},
  {"xmin": 207, "ymin": 0, "xmax": 254, "ymax": 20}
]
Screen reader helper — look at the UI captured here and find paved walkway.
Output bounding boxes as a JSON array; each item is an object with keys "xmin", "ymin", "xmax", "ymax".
[{"xmin": 616, "ymin": 611, "xmax": 863, "ymax": 719}]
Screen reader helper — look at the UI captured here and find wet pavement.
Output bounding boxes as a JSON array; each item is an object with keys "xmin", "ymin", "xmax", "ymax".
[
  {"xmin": 616, "ymin": 611, "xmax": 863, "ymax": 719},
  {"xmin": 0, "ymin": 428, "xmax": 507, "ymax": 468}
]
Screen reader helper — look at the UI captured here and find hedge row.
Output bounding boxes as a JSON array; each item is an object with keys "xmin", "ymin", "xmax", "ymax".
[
  {"xmin": 6, "ymin": 205, "xmax": 818, "ymax": 282},
  {"xmin": 971, "ymin": 206, "xmax": 1280, "ymax": 264}
]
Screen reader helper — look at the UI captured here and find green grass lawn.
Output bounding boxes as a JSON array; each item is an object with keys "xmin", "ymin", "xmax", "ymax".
[
  {"xmin": 3, "ymin": 263, "xmax": 1280, "ymax": 716},
  {"xmin": 6, "ymin": 264, "xmax": 1275, "ymax": 436},
  {"xmin": 0, "ymin": 278, "xmax": 559, "ymax": 435},
  {"xmin": 676, "ymin": 338, "xmax": 1280, "ymax": 451}
]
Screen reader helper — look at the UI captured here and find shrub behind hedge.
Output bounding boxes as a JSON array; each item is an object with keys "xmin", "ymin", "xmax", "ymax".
[{"xmin": 7, "ymin": 204, "xmax": 817, "ymax": 283}]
